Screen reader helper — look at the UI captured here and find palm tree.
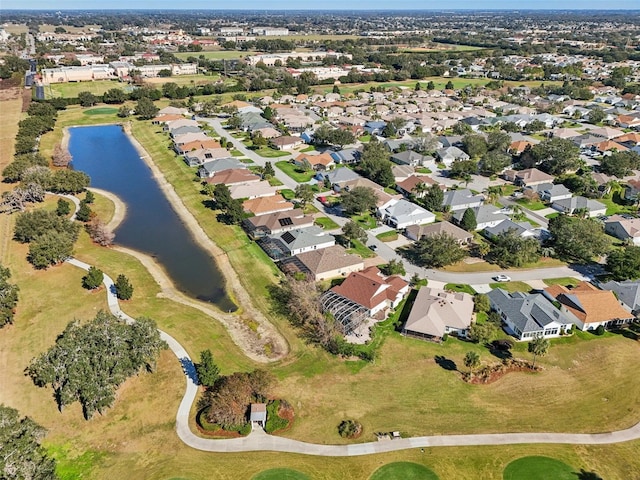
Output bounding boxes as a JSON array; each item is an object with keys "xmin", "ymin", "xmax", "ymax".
[
  {"xmin": 528, "ymin": 334, "xmax": 550, "ymax": 369},
  {"xmin": 463, "ymin": 351, "xmax": 481, "ymax": 374},
  {"xmin": 541, "ymin": 246, "xmax": 555, "ymax": 258}
]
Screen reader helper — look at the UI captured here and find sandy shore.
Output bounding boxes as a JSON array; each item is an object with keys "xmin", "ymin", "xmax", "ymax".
[{"xmin": 82, "ymin": 123, "xmax": 289, "ymax": 362}]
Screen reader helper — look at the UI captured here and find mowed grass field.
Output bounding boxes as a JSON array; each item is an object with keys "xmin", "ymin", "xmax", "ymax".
[
  {"xmin": 0, "ymin": 103, "xmax": 638, "ymax": 479},
  {"xmin": 174, "ymin": 50, "xmax": 259, "ymax": 61}
]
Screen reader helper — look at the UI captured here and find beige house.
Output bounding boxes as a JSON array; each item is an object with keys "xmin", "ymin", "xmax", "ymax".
[
  {"xmin": 291, "ymin": 245, "xmax": 364, "ymax": 281},
  {"xmin": 402, "ymin": 287, "xmax": 474, "ymax": 341}
]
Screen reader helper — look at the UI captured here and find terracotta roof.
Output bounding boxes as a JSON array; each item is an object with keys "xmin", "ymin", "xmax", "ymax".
[
  {"xmin": 177, "ymin": 139, "xmax": 222, "ymax": 153},
  {"xmin": 545, "ymin": 282, "xmax": 632, "ymax": 323},
  {"xmin": 509, "ymin": 140, "xmax": 534, "ymax": 154},
  {"xmin": 205, "ymin": 169, "xmax": 261, "ymax": 186},
  {"xmin": 243, "ymin": 194, "xmax": 294, "ymax": 216},
  {"xmin": 271, "ymin": 136, "xmax": 302, "ymax": 146},
  {"xmin": 396, "ymin": 175, "xmax": 437, "ymax": 193},
  {"xmin": 615, "ymin": 133, "xmax": 640, "ymax": 145},
  {"xmin": 331, "ymin": 266, "xmax": 408, "ymax": 310},
  {"xmin": 152, "ymin": 114, "xmax": 184, "ymax": 123},
  {"xmin": 294, "ymin": 152, "xmax": 335, "ymax": 167},
  {"xmin": 295, "ymin": 245, "xmax": 363, "ymax": 277},
  {"xmin": 222, "ymin": 100, "xmax": 251, "ymax": 109},
  {"xmin": 596, "ymin": 140, "xmax": 628, "ymax": 152}
]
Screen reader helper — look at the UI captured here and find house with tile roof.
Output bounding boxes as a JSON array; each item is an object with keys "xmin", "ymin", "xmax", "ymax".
[
  {"xmin": 328, "ymin": 266, "xmax": 409, "ymax": 319},
  {"xmin": 176, "ymin": 138, "xmax": 222, "ymax": 155},
  {"xmin": 405, "ymin": 221, "xmax": 473, "ymax": 244},
  {"xmin": 526, "ymin": 182, "xmax": 572, "ymax": 203},
  {"xmin": 260, "ymin": 226, "xmax": 335, "ymax": 259},
  {"xmin": 402, "ymin": 287, "xmax": 474, "ymax": 341},
  {"xmin": 604, "ymin": 215, "xmax": 640, "ymax": 246},
  {"xmin": 551, "ymin": 196, "xmax": 606, "ymax": 217},
  {"xmin": 504, "ymin": 168, "xmax": 554, "ymax": 187},
  {"xmin": 442, "ymin": 188, "xmax": 484, "ymax": 212},
  {"xmin": 396, "ymin": 175, "xmax": 439, "ymax": 199},
  {"xmin": 184, "ymin": 148, "xmax": 233, "ymax": 167},
  {"xmin": 544, "ymin": 282, "xmax": 634, "ymax": 331},
  {"xmin": 205, "ymin": 168, "xmax": 261, "ymax": 187},
  {"xmin": 243, "ymin": 208, "xmax": 314, "ymax": 238},
  {"xmin": 599, "ymin": 280, "xmax": 640, "ymax": 316},
  {"xmin": 198, "ymin": 158, "xmax": 247, "ymax": 178},
  {"xmin": 487, "ymin": 289, "xmax": 576, "ymax": 341},
  {"xmin": 293, "ymin": 152, "xmax": 335, "ymax": 171},
  {"xmin": 452, "ymin": 204, "xmax": 510, "ymax": 231},
  {"xmin": 287, "ymin": 245, "xmax": 364, "ymax": 281},
  {"xmin": 228, "ymin": 181, "xmax": 278, "ymax": 200},
  {"xmin": 242, "ymin": 194, "xmax": 294, "ymax": 216}
]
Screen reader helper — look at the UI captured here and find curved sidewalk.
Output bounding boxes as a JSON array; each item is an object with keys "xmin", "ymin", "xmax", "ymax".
[{"xmin": 66, "ymin": 257, "xmax": 640, "ymax": 457}]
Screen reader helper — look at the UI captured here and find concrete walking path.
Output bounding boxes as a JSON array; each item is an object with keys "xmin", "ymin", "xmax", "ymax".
[{"xmin": 66, "ymin": 257, "xmax": 640, "ymax": 456}]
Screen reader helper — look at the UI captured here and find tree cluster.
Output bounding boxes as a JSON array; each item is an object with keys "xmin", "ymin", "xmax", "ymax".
[
  {"xmin": 599, "ymin": 151, "xmax": 640, "ymax": 179},
  {"xmin": 606, "ymin": 246, "xmax": 640, "ymax": 281},
  {"xmin": 532, "ymin": 138, "xmax": 581, "ymax": 175},
  {"xmin": 487, "ymin": 230, "xmax": 541, "ymax": 268},
  {"xmin": 357, "ymin": 140, "xmax": 394, "ymax": 187},
  {"xmin": 404, "ymin": 232, "xmax": 466, "ymax": 268},
  {"xmin": 26, "ymin": 310, "xmax": 167, "ymax": 419},
  {"xmin": 14, "ymin": 209, "xmax": 81, "ymax": 269},
  {"xmin": 0, "ymin": 404, "xmax": 58, "ymax": 480},
  {"xmin": 548, "ymin": 214, "xmax": 610, "ymax": 262},
  {"xmin": 0, "ymin": 265, "xmax": 19, "ymax": 329},
  {"xmin": 312, "ymin": 124, "xmax": 356, "ymax": 148},
  {"xmin": 340, "ymin": 186, "xmax": 378, "ymax": 216},
  {"xmin": 211, "ymin": 183, "xmax": 244, "ymax": 225},
  {"xmin": 199, "ymin": 369, "xmax": 273, "ymax": 428}
]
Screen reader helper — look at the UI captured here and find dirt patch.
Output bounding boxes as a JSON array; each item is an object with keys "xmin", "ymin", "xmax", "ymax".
[{"xmin": 462, "ymin": 359, "xmax": 539, "ymax": 385}]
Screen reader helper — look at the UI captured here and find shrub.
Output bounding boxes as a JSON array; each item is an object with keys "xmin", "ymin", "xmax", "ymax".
[
  {"xmin": 82, "ymin": 266, "xmax": 103, "ymax": 290},
  {"xmin": 595, "ymin": 325, "xmax": 605, "ymax": 336},
  {"xmin": 338, "ymin": 419, "xmax": 362, "ymax": 438},
  {"xmin": 264, "ymin": 400, "xmax": 290, "ymax": 433},
  {"xmin": 114, "ymin": 274, "xmax": 134, "ymax": 300}
]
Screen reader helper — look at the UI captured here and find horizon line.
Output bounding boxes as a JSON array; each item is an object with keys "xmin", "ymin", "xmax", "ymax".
[{"xmin": 2, "ymin": 7, "xmax": 640, "ymax": 11}]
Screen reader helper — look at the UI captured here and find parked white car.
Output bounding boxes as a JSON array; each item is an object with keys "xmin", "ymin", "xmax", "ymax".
[{"xmin": 493, "ymin": 274, "xmax": 511, "ymax": 282}]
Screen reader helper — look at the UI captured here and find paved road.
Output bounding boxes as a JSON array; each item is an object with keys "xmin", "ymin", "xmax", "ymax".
[{"xmin": 65, "ymin": 257, "xmax": 640, "ymax": 456}]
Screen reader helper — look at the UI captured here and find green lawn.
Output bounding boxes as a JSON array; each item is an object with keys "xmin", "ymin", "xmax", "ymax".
[
  {"xmin": 489, "ymin": 281, "xmax": 531, "ymax": 293},
  {"xmin": 376, "ymin": 230, "xmax": 399, "ymax": 242},
  {"xmin": 174, "ymin": 50, "xmax": 259, "ymax": 61},
  {"xmin": 351, "ymin": 212, "xmax": 378, "ymax": 230},
  {"xmin": 543, "ymin": 277, "xmax": 580, "ymax": 288},
  {"xmin": 503, "ymin": 456, "xmax": 576, "ymax": 480},
  {"xmin": 346, "ymin": 239, "xmax": 376, "ymax": 259},
  {"xmin": 280, "ymin": 189, "xmax": 296, "ymax": 200},
  {"xmin": 46, "ymin": 80, "xmax": 129, "ymax": 99},
  {"xmin": 254, "ymin": 147, "xmax": 290, "ymax": 158},
  {"xmin": 314, "ymin": 216, "xmax": 340, "ymax": 230},
  {"xmin": 444, "ymin": 283, "xmax": 477, "ymax": 295},
  {"xmin": 515, "ymin": 198, "xmax": 547, "ymax": 211},
  {"xmin": 598, "ymin": 191, "xmax": 636, "ymax": 216},
  {"xmin": 252, "ymin": 468, "xmax": 310, "ymax": 480},
  {"xmin": 369, "ymin": 462, "xmax": 439, "ymax": 480},
  {"xmin": 84, "ymin": 107, "xmax": 119, "ymax": 116},
  {"xmin": 300, "ymin": 146, "xmax": 316, "ymax": 153},
  {"xmin": 276, "ymin": 161, "xmax": 315, "ymax": 182}
]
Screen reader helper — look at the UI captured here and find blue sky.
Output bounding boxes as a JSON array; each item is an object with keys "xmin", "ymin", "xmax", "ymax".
[{"xmin": 1, "ymin": 1, "xmax": 639, "ymax": 9}]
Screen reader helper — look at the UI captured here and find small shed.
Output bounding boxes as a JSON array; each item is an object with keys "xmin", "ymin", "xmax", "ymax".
[{"xmin": 250, "ymin": 403, "xmax": 267, "ymax": 427}]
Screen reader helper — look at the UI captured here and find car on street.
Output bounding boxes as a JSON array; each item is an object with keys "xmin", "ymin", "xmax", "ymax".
[
  {"xmin": 368, "ymin": 244, "xmax": 378, "ymax": 251},
  {"xmin": 493, "ymin": 274, "xmax": 511, "ymax": 282}
]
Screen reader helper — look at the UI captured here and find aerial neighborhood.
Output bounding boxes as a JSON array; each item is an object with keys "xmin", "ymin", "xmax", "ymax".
[{"xmin": 0, "ymin": 7, "xmax": 639, "ymax": 480}]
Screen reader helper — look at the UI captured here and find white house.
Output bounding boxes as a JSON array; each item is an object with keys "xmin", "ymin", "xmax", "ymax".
[{"xmin": 377, "ymin": 199, "xmax": 436, "ymax": 230}]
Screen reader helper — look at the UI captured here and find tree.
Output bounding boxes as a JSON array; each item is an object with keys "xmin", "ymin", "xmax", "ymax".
[
  {"xmin": 2, "ymin": 153, "xmax": 48, "ymax": 183},
  {"xmin": 52, "ymin": 144, "xmax": 72, "ymax": 167},
  {"xmin": 135, "ymin": 97, "xmax": 159, "ymax": 120},
  {"xmin": 381, "ymin": 258, "xmax": 405, "ymax": 276},
  {"xmin": 487, "ymin": 131, "xmax": 511, "ymax": 152},
  {"xmin": 195, "ymin": 349, "xmax": 220, "ymax": 388},
  {"xmin": 0, "ymin": 264, "xmax": 19, "ymax": 328},
  {"xmin": 294, "ymin": 184, "xmax": 314, "ymax": 207},
  {"xmin": 445, "ymin": 80, "xmax": 454, "ymax": 90},
  {"xmin": 329, "ymin": 129, "xmax": 355, "ymax": 149},
  {"xmin": 77, "ymin": 91, "xmax": 98, "ymax": 107},
  {"xmin": 468, "ymin": 322, "xmax": 497, "ymax": 344},
  {"xmin": 342, "ymin": 220, "xmax": 367, "ymax": 246},
  {"xmin": 114, "ymin": 274, "xmax": 134, "ymax": 300},
  {"xmin": 338, "ymin": 419, "xmax": 362, "ymax": 438},
  {"xmin": 488, "ymin": 230, "xmax": 541, "ymax": 268},
  {"xmin": 462, "ymin": 133, "xmax": 488, "ymax": 159},
  {"xmin": 117, "ymin": 105, "xmax": 131, "ymax": 118},
  {"xmin": 449, "ymin": 159, "xmax": 478, "ymax": 179},
  {"xmin": 14, "ymin": 209, "xmax": 80, "ymax": 244},
  {"xmin": 599, "ymin": 151, "xmax": 640, "ymax": 178},
  {"xmin": 340, "ymin": 186, "xmax": 378, "ymax": 215},
  {"xmin": 588, "ymin": 107, "xmax": 605, "ymax": 125},
  {"xmin": 26, "ymin": 311, "xmax": 166, "ymax": 419},
  {"xmin": 606, "ymin": 246, "xmax": 640, "ymax": 281},
  {"xmin": 49, "ymin": 170, "xmax": 90, "ymax": 194},
  {"xmin": 463, "ymin": 351, "xmax": 480, "ymax": 372},
  {"xmin": 532, "ymin": 138, "xmax": 580, "ymax": 175},
  {"xmin": 358, "ymin": 140, "xmax": 394, "ymax": 187},
  {"xmin": 460, "ymin": 208, "xmax": 477, "ymax": 231},
  {"xmin": 55, "ymin": 199, "xmax": 71, "ymax": 218},
  {"xmin": 263, "ymin": 161, "xmax": 275, "ymax": 178},
  {"xmin": 0, "ymin": 405, "xmax": 58, "ymax": 479},
  {"xmin": 528, "ymin": 334, "xmax": 550, "ymax": 368},
  {"xmin": 227, "ymin": 115, "xmax": 242, "ymax": 130},
  {"xmin": 479, "ymin": 150, "xmax": 512, "ymax": 176},
  {"xmin": 76, "ymin": 200, "xmax": 92, "ymax": 222},
  {"xmin": 84, "ymin": 190, "xmax": 95, "ymax": 204},
  {"xmin": 27, "ymin": 231, "xmax": 76, "ymax": 269},
  {"xmin": 407, "ymin": 232, "xmax": 466, "ymax": 268},
  {"xmin": 473, "ymin": 293, "xmax": 490, "ymax": 313},
  {"xmin": 421, "ymin": 184, "xmax": 444, "ymax": 212},
  {"xmin": 332, "ymin": 84, "xmax": 341, "ymax": 94},
  {"xmin": 102, "ymin": 88, "xmax": 126, "ymax": 104},
  {"xmin": 426, "ymin": 81, "xmax": 435, "ymax": 91},
  {"xmin": 86, "ymin": 217, "xmax": 114, "ymax": 247},
  {"xmin": 548, "ymin": 215, "xmax": 609, "ymax": 262},
  {"xmin": 82, "ymin": 266, "xmax": 103, "ymax": 290}
]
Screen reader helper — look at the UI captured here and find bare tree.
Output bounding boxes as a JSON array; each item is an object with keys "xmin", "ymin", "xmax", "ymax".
[
  {"xmin": 1, "ymin": 183, "xmax": 45, "ymax": 212},
  {"xmin": 52, "ymin": 144, "xmax": 72, "ymax": 167},
  {"xmin": 86, "ymin": 218, "xmax": 115, "ymax": 247}
]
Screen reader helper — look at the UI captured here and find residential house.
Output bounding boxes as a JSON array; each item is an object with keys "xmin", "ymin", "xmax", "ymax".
[
  {"xmin": 198, "ymin": 158, "xmax": 247, "ymax": 178},
  {"xmin": 330, "ymin": 148, "xmax": 361, "ymax": 165},
  {"xmin": 228, "ymin": 181, "xmax": 278, "ymax": 200},
  {"xmin": 625, "ymin": 179, "xmax": 640, "ymax": 202},
  {"xmin": 452, "ymin": 204, "xmax": 510, "ymax": 231},
  {"xmin": 599, "ymin": 280, "xmax": 640, "ymax": 316},
  {"xmin": 551, "ymin": 196, "xmax": 606, "ymax": 217},
  {"xmin": 442, "ymin": 188, "xmax": 484, "ymax": 212},
  {"xmin": 390, "ymin": 150, "xmax": 432, "ymax": 167},
  {"xmin": 396, "ymin": 175, "xmax": 439, "ymax": 199},
  {"xmin": 604, "ymin": 215, "xmax": 640, "ymax": 246},
  {"xmin": 260, "ymin": 226, "xmax": 335, "ymax": 259},
  {"xmin": 329, "ymin": 266, "xmax": 409, "ymax": 318},
  {"xmin": 364, "ymin": 121, "xmax": 387, "ymax": 135},
  {"xmin": 483, "ymin": 219, "xmax": 538, "ymax": 240},
  {"xmin": 270, "ymin": 136, "xmax": 304, "ymax": 150},
  {"xmin": 172, "ymin": 132, "xmax": 211, "ymax": 149},
  {"xmin": 205, "ymin": 168, "xmax": 261, "ymax": 187},
  {"xmin": 319, "ymin": 167, "xmax": 362, "ymax": 188},
  {"xmin": 436, "ymin": 146, "xmax": 470, "ymax": 167},
  {"xmin": 377, "ymin": 199, "xmax": 436, "ymax": 229},
  {"xmin": 243, "ymin": 194, "xmax": 294, "ymax": 216},
  {"xmin": 288, "ymin": 244, "xmax": 364, "ymax": 281},
  {"xmin": 293, "ymin": 152, "xmax": 335, "ymax": 172},
  {"xmin": 183, "ymin": 148, "xmax": 231, "ymax": 167},
  {"xmin": 545, "ymin": 282, "xmax": 634, "ymax": 331},
  {"xmin": 249, "ymin": 403, "xmax": 267, "ymax": 427},
  {"xmin": 164, "ymin": 118, "xmax": 200, "ymax": 132},
  {"xmin": 168, "ymin": 126, "xmax": 201, "ymax": 139},
  {"xmin": 243, "ymin": 208, "xmax": 314, "ymax": 238},
  {"xmin": 176, "ymin": 138, "xmax": 222, "ymax": 155},
  {"xmin": 391, "ymin": 164, "xmax": 415, "ymax": 183},
  {"xmin": 526, "ymin": 183, "xmax": 573, "ymax": 203},
  {"xmin": 402, "ymin": 287, "xmax": 474, "ymax": 341},
  {"xmin": 405, "ymin": 221, "xmax": 472, "ymax": 244},
  {"xmin": 487, "ymin": 289, "xmax": 575, "ymax": 341},
  {"xmin": 504, "ymin": 168, "xmax": 554, "ymax": 187},
  {"xmin": 590, "ymin": 126, "xmax": 625, "ymax": 140}
]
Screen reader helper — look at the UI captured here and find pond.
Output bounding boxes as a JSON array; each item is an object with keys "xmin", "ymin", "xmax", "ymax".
[{"xmin": 69, "ymin": 124, "xmax": 235, "ymax": 311}]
